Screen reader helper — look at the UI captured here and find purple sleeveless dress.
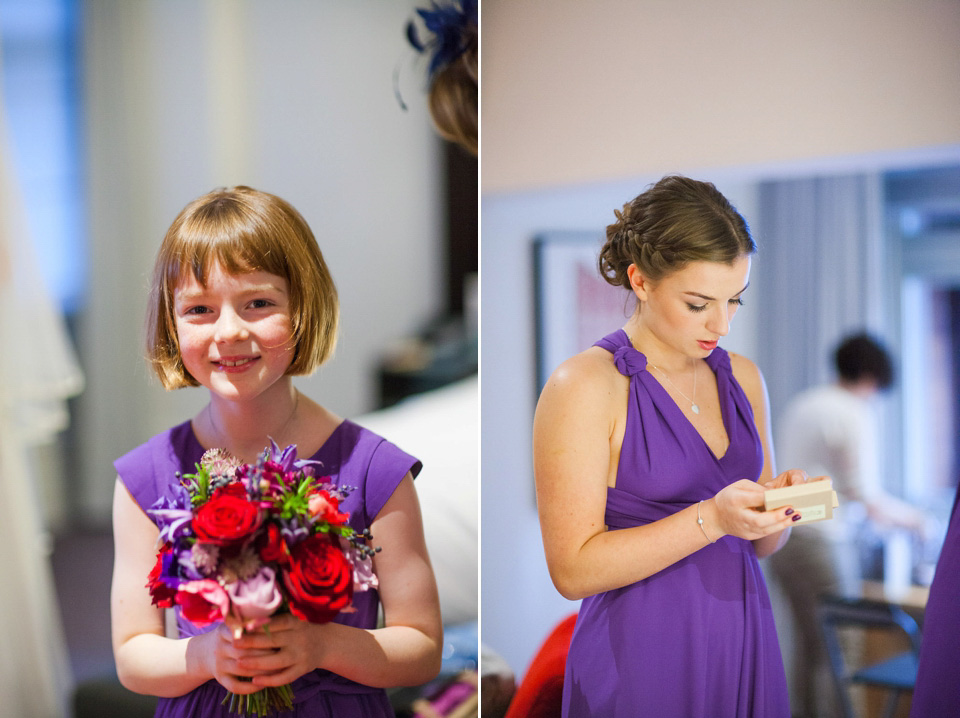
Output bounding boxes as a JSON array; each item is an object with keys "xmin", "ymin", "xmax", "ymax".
[
  {"xmin": 114, "ymin": 419, "xmax": 422, "ymax": 718},
  {"xmin": 562, "ymin": 330, "xmax": 789, "ymax": 717},
  {"xmin": 911, "ymin": 486, "xmax": 960, "ymax": 716}
]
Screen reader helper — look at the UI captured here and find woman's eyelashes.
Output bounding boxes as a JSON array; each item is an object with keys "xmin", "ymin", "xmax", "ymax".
[{"xmin": 685, "ymin": 298, "xmax": 745, "ymax": 313}]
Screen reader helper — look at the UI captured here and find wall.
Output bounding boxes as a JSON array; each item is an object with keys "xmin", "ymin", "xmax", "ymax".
[
  {"xmin": 482, "ymin": 0, "xmax": 960, "ymax": 193},
  {"xmin": 75, "ymin": 0, "xmax": 443, "ymax": 523}
]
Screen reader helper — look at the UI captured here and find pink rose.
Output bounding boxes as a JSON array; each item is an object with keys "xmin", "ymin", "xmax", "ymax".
[
  {"xmin": 341, "ymin": 540, "xmax": 378, "ymax": 592},
  {"xmin": 176, "ymin": 579, "xmax": 230, "ymax": 627},
  {"xmin": 227, "ymin": 566, "xmax": 283, "ymax": 625}
]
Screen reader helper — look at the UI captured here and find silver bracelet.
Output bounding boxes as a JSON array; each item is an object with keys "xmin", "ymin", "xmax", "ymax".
[{"xmin": 697, "ymin": 500, "xmax": 716, "ymax": 544}]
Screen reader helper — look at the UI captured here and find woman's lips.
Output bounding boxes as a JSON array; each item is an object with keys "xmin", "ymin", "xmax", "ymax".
[{"xmin": 698, "ymin": 340, "xmax": 718, "ymax": 351}]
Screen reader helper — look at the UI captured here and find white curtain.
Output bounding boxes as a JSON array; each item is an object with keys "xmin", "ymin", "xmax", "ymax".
[
  {"xmin": 754, "ymin": 173, "xmax": 888, "ymax": 420},
  {"xmin": 0, "ymin": 52, "xmax": 83, "ymax": 717}
]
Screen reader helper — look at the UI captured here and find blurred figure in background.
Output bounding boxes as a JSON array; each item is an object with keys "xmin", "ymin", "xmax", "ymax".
[{"xmin": 768, "ymin": 332, "xmax": 928, "ymax": 718}]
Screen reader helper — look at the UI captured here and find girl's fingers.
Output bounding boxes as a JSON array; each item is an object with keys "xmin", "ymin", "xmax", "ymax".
[
  {"xmin": 219, "ymin": 673, "xmax": 268, "ymax": 694},
  {"xmin": 252, "ymin": 666, "xmax": 302, "ymax": 688}
]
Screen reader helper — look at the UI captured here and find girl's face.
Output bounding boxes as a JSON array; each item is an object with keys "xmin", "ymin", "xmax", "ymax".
[
  {"xmin": 173, "ymin": 261, "xmax": 296, "ymax": 402},
  {"xmin": 632, "ymin": 256, "xmax": 751, "ymax": 359}
]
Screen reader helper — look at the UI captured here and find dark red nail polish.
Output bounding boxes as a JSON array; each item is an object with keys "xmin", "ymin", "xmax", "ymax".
[
  {"xmin": 792, "ymin": 514, "xmax": 801, "ymax": 522},
  {"xmin": 785, "ymin": 508, "xmax": 794, "ymax": 516}
]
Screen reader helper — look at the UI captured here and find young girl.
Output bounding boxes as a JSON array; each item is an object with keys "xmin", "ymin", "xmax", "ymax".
[
  {"xmin": 110, "ymin": 186, "xmax": 443, "ymax": 717},
  {"xmin": 533, "ymin": 176, "xmax": 809, "ymax": 717}
]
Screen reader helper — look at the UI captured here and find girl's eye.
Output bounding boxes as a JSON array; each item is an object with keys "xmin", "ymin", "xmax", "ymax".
[
  {"xmin": 687, "ymin": 303, "xmax": 707, "ymax": 313},
  {"xmin": 185, "ymin": 306, "xmax": 211, "ymax": 315},
  {"xmin": 249, "ymin": 299, "xmax": 273, "ymax": 309},
  {"xmin": 730, "ymin": 298, "xmax": 745, "ymax": 307}
]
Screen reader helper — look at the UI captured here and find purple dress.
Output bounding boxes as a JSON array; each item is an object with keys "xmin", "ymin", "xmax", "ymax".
[
  {"xmin": 114, "ymin": 419, "xmax": 421, "ymax": 718},
  {"xmin": 562, "ymin": 330, "xmax": 789, "ymax": 717},
  {"xmin": 911, "ymin": 486, "xmax": 960, "ymax": 716}
]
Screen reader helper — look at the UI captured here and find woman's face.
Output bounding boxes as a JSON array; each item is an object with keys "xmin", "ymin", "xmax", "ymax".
[
  {"xmin": 173, "ymin": 261, "xmax": 296, "ymax": 402},
  {"xmin": 632, "ymin": 255, "xmax": 751, "ymax": 358}
]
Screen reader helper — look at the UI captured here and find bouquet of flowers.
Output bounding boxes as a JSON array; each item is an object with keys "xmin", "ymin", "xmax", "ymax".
[{"xmin": 146, "ymin": 441, "xmax": 379, "ymax": 716}]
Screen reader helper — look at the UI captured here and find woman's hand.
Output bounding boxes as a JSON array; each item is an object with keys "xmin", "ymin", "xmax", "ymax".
[
  {"xmin": 707, "ymin": 478, "xmax": 799, "ymax": 541},
  {"xmin": 763, "ymin": 467, "xmax": 824, "ymax": 491}
]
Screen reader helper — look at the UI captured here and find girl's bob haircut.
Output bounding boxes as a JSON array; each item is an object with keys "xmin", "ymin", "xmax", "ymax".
[{"xmin": 147, "ymin": 186, "xmax": 339, "ymax": 390}]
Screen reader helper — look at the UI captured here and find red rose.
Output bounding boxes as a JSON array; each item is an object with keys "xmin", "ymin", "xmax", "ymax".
[
  {"xmin": 192, "ymin": 488, "xmax": 263, "ymax": 545},
  {"xmin": 259, "ymin": 522, "xmax": 289, "ymax": 565},
  {"xmin": 146, "ymin": 544, "xmax": 177, "ymax": 608},
  {"xmin": 215, "ymin": 481, "xmax": 248, "ymax": 499},
  {"xmin": 283, "ymin": 534, "xmax": 354, "ymax": 624}
]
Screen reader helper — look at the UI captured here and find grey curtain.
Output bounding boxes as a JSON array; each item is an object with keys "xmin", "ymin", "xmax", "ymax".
[{"xmin": 754, "ymin": 173, "xmax": 888, "ymax": 422}]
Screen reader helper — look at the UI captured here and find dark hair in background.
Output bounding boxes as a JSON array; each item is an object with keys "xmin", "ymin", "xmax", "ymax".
[
  {"xmin": 834, "ymin": 333, "xmax": 894, "ymax": 389},
  {"xmin": 598, "ymin": 175, "xmax": 756, "ymax": 289}
]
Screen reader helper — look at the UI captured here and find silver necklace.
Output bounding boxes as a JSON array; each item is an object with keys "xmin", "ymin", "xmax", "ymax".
[
  {"xmin": 650, "ymin": 362, "xmax": 699, "ymax": 415},
  {"xmin": 206, "ymin": 391, "xmax": 301, "ymax": 451}
]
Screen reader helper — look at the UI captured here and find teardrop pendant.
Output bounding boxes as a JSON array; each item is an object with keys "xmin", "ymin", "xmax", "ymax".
[{"xmin": 691, "ymin": 404, "xmax": 700, "ymax": 415}]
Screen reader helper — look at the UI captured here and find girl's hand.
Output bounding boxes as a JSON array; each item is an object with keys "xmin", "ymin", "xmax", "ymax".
[
  {"xmin": 231, "ymin": 614, "xmax": 325, "ymax": 689},
  {"xmin": 708, "ymin": 478, "xmax": 797, "ymax": 541},
  {"xmin": 188, "ymin": 623, "xmax": 279, "ymax": 695}
]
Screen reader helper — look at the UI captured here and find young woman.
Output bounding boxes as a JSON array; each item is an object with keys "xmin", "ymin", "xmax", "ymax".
[
  {"xmin": 534, "ymin": 175, "xmax": 805, "ymax": 717},
  {"xmin": 110, "ymin": 186, "xmax": 442, "ymax": 717}
]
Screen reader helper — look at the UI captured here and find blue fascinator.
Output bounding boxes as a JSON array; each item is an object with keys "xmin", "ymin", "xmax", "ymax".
[{"xmin": 406, "ymin": 0, "xmax": 478, "ymax": 78}]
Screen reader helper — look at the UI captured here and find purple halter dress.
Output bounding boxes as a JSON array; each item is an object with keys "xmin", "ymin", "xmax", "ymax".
[
  {"xmin": 561, "ymin": 330, "xmax": 789, "ymax": 717},
  {"xmin": 114, "ymin": 419, "xmax": 421, "ymax": 718},
  {"xmin": 911, "ymin": 486, "xmax": 960, "ymax": 716}
]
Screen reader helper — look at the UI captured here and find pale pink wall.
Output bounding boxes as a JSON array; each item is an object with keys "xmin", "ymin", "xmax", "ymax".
[{"xmin": 482, "ymin": 0, "xmax": 960, "ymax": 192}]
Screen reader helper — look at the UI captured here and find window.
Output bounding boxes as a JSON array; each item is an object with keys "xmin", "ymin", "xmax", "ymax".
[{"xmin": 0, "ymin": 0, "xmax": 85, "ymax": 312}]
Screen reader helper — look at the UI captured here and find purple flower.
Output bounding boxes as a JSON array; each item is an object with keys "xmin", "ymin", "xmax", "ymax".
[
  {"xmin": 157, "ymin": 548, "xmax": 184, "ymax": 588},
  {"xmin": 174, "ymin": 545, "xmax": 211, "ymax": 580},
  {"xmin": 266, "ymin": 439, "xmax": 298, "ymax": 472},
  {"xmin": 265, "ymin": 438, "xmax": 323, "ymax": 476},
  {"xmin": 279, "ymin": 517, "xmax": 311, "ymax": 546},
  {"xmin": 149, "ymin": 484, "xmax": 194, "ymax": 544}
]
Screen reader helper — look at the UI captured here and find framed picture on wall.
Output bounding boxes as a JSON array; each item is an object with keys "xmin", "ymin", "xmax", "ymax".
[{"xmin": 534, "ymin": 232, "xmax": 634, "ymax": 390}]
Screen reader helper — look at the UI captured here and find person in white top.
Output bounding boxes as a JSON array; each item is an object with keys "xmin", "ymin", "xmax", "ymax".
[{"xmin": 768, "ymin": 333, "xmax": 927, "ymax": 718}]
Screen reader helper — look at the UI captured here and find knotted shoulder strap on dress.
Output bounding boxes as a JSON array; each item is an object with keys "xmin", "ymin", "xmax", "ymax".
[
  {"xmin": 594, "ymin": 329, "xmax": 647, "ymax": 377},
  {"xmin": 593, "ymin": 329, "xmax": 725, "ymax": 531}
]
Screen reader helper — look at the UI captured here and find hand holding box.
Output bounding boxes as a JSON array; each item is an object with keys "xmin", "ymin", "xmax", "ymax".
[{"xmin": 763, "ymin": 478, "xmax": 839, "ymax": 525}]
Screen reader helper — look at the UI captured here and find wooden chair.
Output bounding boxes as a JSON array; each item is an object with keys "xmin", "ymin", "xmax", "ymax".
[{"xmin": 817, "ymin": 594, "xmax": 922, "ymax": 718}]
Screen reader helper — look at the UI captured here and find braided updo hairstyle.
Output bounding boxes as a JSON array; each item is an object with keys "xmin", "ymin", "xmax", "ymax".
[{"xmin": 598, "ymin": 175, "xmax": 756, "ymax": 289}]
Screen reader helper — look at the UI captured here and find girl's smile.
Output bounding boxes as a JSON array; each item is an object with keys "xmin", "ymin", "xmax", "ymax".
[{"xmin": 173, "ymin": 262, "xmax": 295, "ymax": 401}]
